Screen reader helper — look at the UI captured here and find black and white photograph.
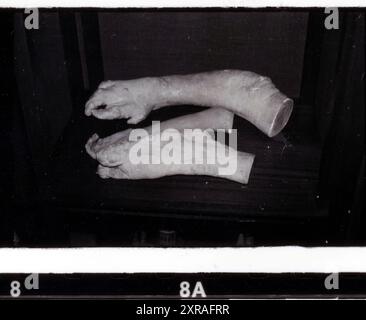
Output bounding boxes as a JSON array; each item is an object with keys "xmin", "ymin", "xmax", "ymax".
[{"xmin": 0, "ymin": 2, "xmax": 365, "ymax": 301}]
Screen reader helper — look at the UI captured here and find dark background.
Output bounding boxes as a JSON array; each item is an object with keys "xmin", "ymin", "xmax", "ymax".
[
  {"xmin": 1, "ymin": 8, "xmax": 364, "ymax": 247},
  {"xmin": 98, "ymin": 11, "xmax": 307, "ymax": 97}
]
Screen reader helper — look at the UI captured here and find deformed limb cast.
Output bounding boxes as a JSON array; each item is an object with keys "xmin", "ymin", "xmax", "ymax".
[
  {"xmin": 86, "ymin": 108, "xmax": 255, "ymax": 184},
  {"xmin": 85, "ymin": 70, "xmax": 293, "ymax": 137},
  {"xmin": 86, "ymin": 107, "xmax": 234, "ymax": 165},
  {"xmin": 92, "ymin": 129, "xmax": 255, "ymax": 184}
]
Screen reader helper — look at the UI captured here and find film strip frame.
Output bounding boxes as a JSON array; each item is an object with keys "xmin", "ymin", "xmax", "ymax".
[{"xmin": 0, "ymin": 273, "xmax": 366, "ymax": 299}]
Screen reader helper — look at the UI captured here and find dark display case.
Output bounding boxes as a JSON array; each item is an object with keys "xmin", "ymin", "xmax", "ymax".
[{"xmin": 2, "ymin": 8, "xmax": 364, "ymax": 247}]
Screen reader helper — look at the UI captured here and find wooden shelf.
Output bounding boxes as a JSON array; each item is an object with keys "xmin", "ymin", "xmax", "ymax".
[{"xmin": 42, "ymin": 104, "xmax": 324, "ymax": 221}]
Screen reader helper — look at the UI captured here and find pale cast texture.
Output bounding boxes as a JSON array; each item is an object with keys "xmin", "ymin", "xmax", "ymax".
[
  {"xmin": 85, "ymin": 70, "xmax": 293, "ymax": 137},
  {"xmin": 86, "ymin": 108, "xmax": 255, "ymax": 184},
  {"xmin": 84, "ymin": 70, "xmax": 293, "ymax": 183}
]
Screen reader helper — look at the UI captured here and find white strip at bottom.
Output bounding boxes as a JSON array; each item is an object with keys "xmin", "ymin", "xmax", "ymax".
[
  {"xmin": 2, "ymin": 0, "xmax": 365, "ymax": 9},
  {"xmin": 0, "ymin": 247, "xmax": 365, "ymax": 273}
]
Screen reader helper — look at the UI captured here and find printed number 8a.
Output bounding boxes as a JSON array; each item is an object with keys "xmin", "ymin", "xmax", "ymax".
[{"xmin": 180, "ymin": 281, "xmax": 206, "ymax": 298}]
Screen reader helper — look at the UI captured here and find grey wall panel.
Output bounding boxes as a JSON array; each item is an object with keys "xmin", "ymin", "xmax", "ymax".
[{"xmin": 98, "ymin": 12, "xmax": 308, "ymax": 97}]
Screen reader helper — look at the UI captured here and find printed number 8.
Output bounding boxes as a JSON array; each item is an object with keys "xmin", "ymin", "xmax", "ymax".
[{"xmin": 10, "ymin": 281, "xmax": 21, "ymax": 298}]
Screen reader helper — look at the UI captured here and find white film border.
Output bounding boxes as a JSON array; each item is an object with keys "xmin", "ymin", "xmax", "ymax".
[
  {"xmin": 1, "ymin": 0, "xmax": 366, "ymax": 8},
  {"xmin": 0, "ymin": 247, "xmax": 366, "ymax": 273}
]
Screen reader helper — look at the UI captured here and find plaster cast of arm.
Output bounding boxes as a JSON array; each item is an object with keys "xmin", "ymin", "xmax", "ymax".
[
  {"xmin": 86, "ymin": 129, "xmax": 255, "ymax": 184},
  {"xmin": 85, "ymin": 107, "xmax": 234, "ymax": 160},
  {"xmin": 86, "ymin": 108, "xmax": 255, "ymax": 184},
  {"xmin": 85, "ymin": 70, "xmax": 293, "ymax": 137}
]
